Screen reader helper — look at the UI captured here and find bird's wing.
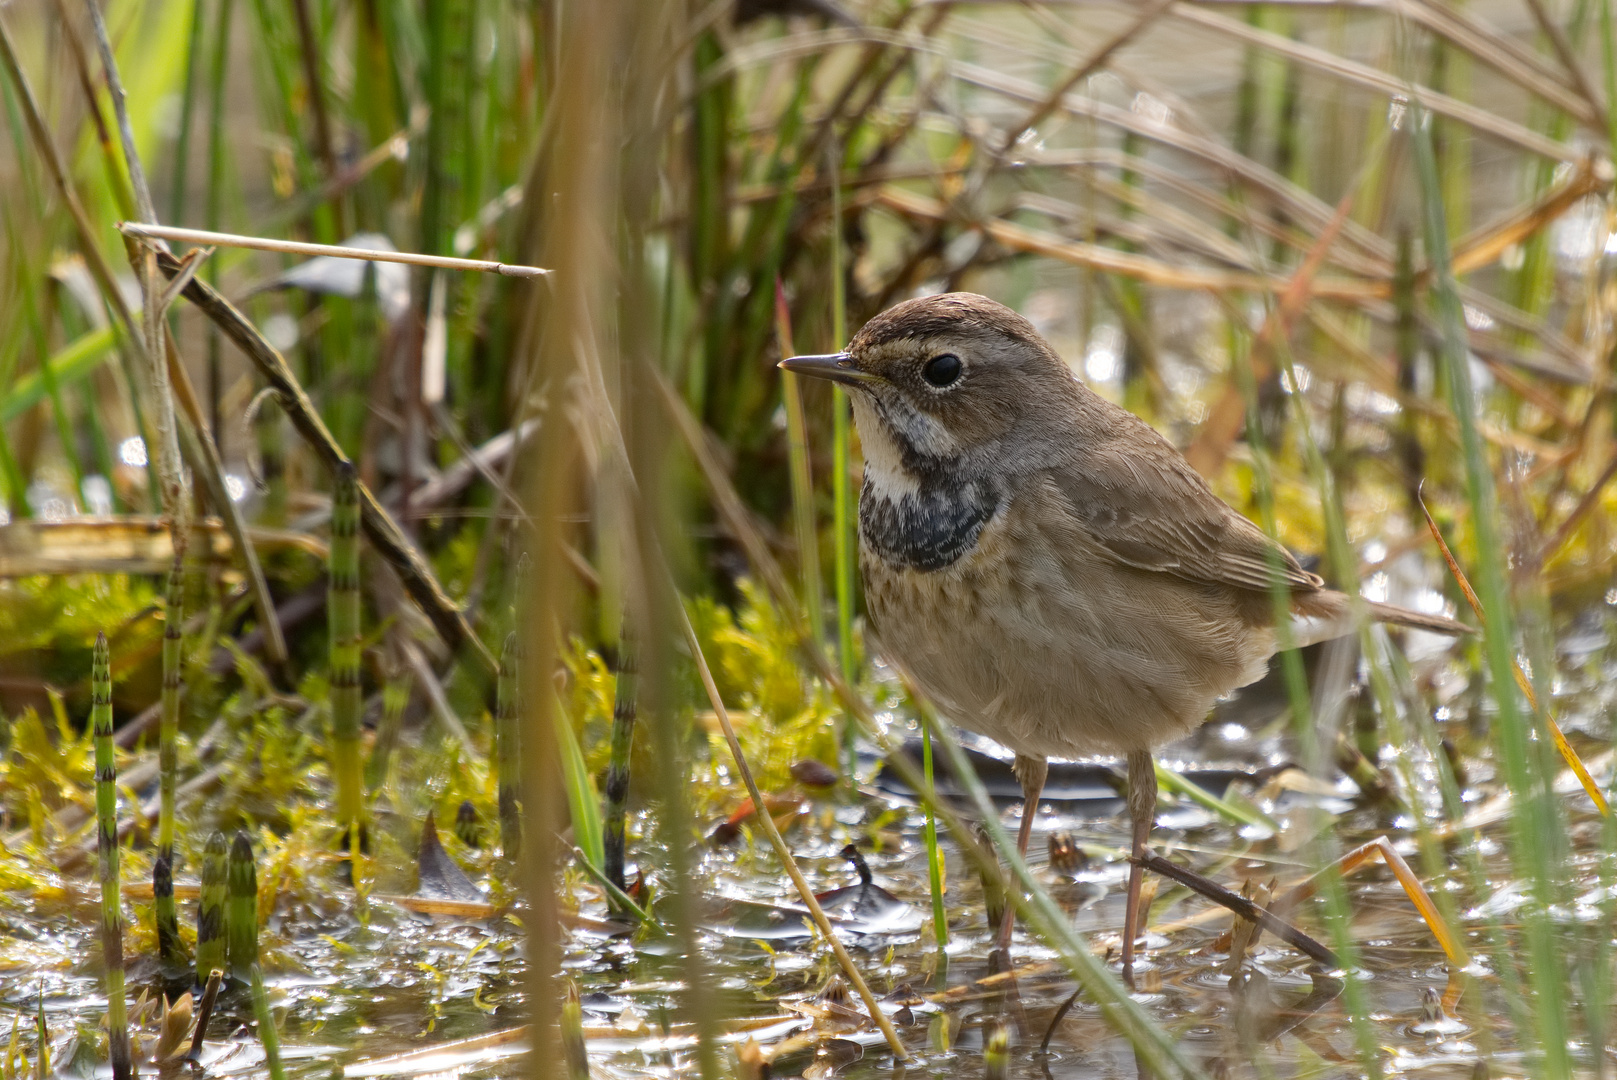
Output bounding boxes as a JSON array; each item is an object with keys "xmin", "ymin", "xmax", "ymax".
[{"xmin": 1045, "ymin": 433, "xmax": 1324, "ymax": 596}]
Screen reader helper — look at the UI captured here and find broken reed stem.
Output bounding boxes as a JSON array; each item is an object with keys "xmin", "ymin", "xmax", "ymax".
[
  {"xmin": 601, "ymin": 623, "xmax": 637, "ymax": 901},
  {"xmin": 195, "ymin": 831, "xmax": 228, "ymax": 985},
  {"xmin": 329, "ymin": 463, "xmax": 364, "ymax": 833},
  {"xmin": 93, "ymin": 633, "xmax": 132, "ymax": 1080},
  {"xmin": 229, "ymin": 833, "xmax": 284, "ymax": 1080},
  {"xmin": 187, "ymin": 968, "xmax": 224, "ymax": 1062},
  {"xmin": 152, "ymin": 248, "xmax": 494, "ymax": 675},
  {"xmin": 157, "ymin": 555, "xmax": 183, "ymax": 966},
  {"xmin": 495, "ymin": 632, "xmax": 523, "ymax": 860},
  {"xmin": 119, "ymin": 223, "xmax": 550, "ymax": 279},
  {"xmin": 675, "ymin": 607, "xmax": 909, "ymax": 1060}
]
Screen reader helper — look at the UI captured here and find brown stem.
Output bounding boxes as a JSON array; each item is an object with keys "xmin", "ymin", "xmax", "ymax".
[{"xmin": 152, "ymin": 249, "xmax": 497, "ymax": 675}]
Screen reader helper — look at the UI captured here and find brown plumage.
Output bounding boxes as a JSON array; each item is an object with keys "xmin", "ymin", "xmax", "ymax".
[{"xmin": 781, "ymin": 292, "xmax": 1468, "ymax": 983}]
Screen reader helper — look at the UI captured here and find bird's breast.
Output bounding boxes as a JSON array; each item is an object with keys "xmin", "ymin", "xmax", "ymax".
[{"xmin": 858, "ymin": 470, "xmax": 998, "ymax": 572}]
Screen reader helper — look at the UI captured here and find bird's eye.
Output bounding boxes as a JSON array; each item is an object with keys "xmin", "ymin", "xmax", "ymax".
[{"xmin": 922, "ymin": 353, "xmax": 962, "ymax": 388}]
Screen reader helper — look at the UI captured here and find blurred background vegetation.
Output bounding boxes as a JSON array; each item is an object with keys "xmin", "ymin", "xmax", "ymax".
[{"xmin": 2, "ymin": 0, "xmax": 1617, "ymax": 1076}]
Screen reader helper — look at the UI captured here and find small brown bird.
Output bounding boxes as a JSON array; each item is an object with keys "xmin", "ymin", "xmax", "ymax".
[{"xmin": 780, "ymin": 292, "xmax": 1466, "ymax": 983}]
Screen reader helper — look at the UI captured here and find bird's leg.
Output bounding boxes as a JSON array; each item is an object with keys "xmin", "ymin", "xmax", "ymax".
[
  {"xmin": 995, "ymin": 753, "xmax": 1048, "ymax": 951},
  {"xmin": 1121, "ymin": 748, "xmax": 1157, "ymax": 989}
]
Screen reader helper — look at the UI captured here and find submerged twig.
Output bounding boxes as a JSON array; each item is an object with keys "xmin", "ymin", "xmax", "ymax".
[{"xmin": 1133, "ymin": 853, "xmax": 1337, "ymax": 968}]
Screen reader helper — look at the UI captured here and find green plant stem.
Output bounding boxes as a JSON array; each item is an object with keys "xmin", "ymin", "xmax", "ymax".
[
  {"xmin": 196, "ymin": 831, "xmax": 228, "ymax": 984},
  {"xmin": 1410, "ymin": 94, "xmax": 1569, "ymax": 1080},
  {"xmin": 364, "ymin": 672, "xmax": 412, "ymax": 792},
  {"xmin": 774, "ymin": 284, "xmax": 825, "ymax": 655},
  {"xmin": 153, "ymin": 851, "xmax": 183, "ymax": 973},
  {"xmin": 329, "ymin": 462, "xmax": 363, "ymax": 834},
  {"xmin": 169, "ymin": 0, "xmax": 208, "ymax": 227},
  {"xmin": 555, "ymin": 694, "xmax": 604, "ymax": 872},
  {"xmin": 204, "ymin": 0, "xmax": 235, "ymax": 440},
  {"xmin": 230, "ymin": 833, "xmax": 283, "ymax": 1080},
  {"xmin": 601, "ymin": 625, "xmax": 637, "ymax": 900},
  {"xmin": 247, "ymin": 964, "xmax": 285, "ymax": 1080},
  {"xmin": 495, "ymin": 631, "xmax": 523, "ymax": 859},
  {"xmin": 922, "ymin": 724, "xmax": 948, "ymax": 956},
  {"xmin": 227, "ymin": 831, "xmax": 256, "ymax": 980},
  {"xmin": 156, "ymin": 555, "xmax": 183, "ymax": 967},
  {"xmin": 92, "ymin": 633, "xmax": 132, "ymax": 1080},
  {"xmin": 828, "ymin": 146, "xmax": 857, "ymax": 780},
  {"xmin": 561, "ymin": 979, "xmax": 589, "ymax": 1080}
]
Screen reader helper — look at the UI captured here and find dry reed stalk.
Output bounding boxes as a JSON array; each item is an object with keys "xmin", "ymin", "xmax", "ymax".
[{"xmin": 119, "ymin": 223, "xmax": 550, "ymax": 279}]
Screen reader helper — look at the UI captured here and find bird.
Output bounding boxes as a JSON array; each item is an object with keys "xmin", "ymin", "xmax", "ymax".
[{"xmin": 778, "ymin": 291, "xmax": 1468, "ymax": 984}]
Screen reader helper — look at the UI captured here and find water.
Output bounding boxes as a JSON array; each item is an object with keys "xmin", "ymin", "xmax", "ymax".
[{"xmin": 8, "ymin": 624, "xmax": 1609, "ymax": 1080}]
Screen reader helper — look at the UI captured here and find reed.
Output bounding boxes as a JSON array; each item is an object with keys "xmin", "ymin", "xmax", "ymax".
[{"xmin": 92, "ymin": 633, "xmax": 131, "ymax": 1080}]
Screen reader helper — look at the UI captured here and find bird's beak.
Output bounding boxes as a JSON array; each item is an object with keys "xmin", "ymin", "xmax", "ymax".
[{"xmin": 777, "ymin": 352, "xmax": 882, "ymax": 388}]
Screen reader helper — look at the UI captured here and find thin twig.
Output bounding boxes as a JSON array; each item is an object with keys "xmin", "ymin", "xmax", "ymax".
[
  {"xmin": 1133, "ymin": 853, "xmax": 1339, "ymax": 968},
  {"xmin": 675, "ymin": 604, "xmax": 909, "ymax": 1060},
  {"xmin": 122, "ymin": 223, "xmax": 551, "ymax": 279}
]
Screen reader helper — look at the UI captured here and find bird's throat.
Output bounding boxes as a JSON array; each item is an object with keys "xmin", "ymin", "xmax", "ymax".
[{"xmin": 859, "ymin": 468, "xmax": 998, "ymax": 572}]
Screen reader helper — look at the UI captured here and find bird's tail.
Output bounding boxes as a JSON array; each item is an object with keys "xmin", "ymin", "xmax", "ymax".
[
  {"xmin": 1365, "ymin": 599, "xmax": 1473, "ymax": 636},
  {"xmin": 1289, "ymin": 589, "xmax": 1472, "ymax": 647}
]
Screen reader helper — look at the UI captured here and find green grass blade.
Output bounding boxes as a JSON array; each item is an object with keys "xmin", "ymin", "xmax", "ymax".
[
  {"xmin": 557, "ymin": 694, "xmax": 605, "ymax": 873},
  {"xmin": 1410, "ymin": 93, "xmax": 1569, "ymax": 1080}
]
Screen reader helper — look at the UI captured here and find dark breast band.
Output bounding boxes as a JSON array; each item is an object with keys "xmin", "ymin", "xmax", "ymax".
[{"xmin": 859, "ymin": 476, "xmax": 998, "ymax": 572}]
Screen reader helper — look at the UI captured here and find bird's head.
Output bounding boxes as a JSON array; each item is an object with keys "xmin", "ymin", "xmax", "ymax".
[{"xmin": 778, "ymin": 292, "xmax": 1081, "ymax": 480}]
